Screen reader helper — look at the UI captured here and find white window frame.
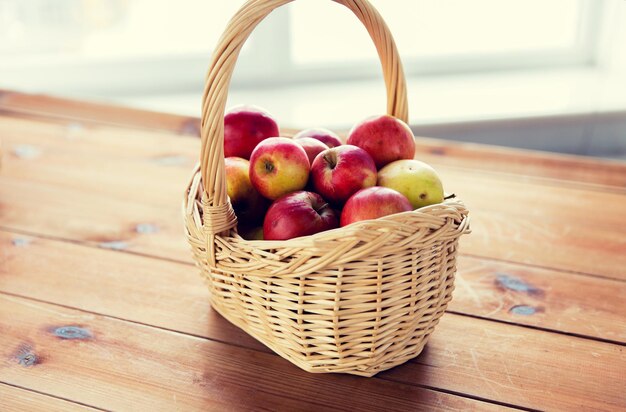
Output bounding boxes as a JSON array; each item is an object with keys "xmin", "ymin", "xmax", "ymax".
[
  {"xmin": 245, "ymin": 0, "xmax": 605, "ymax": 85},
  {"xmin": 0, "ymin": 0, "xmax": 607, "ymax": 96}
]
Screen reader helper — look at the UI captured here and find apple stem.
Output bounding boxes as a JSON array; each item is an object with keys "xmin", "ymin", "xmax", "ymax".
[
  {"xmin": 316, "ymin": 202, "xmax": 329, "ymax": 213},
  {"xmin": 324, "ymin": 154, "xmax": 337, "ymax": 169}
]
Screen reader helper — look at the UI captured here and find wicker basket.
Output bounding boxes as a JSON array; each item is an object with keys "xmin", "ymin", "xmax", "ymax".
[{"xmin": 183, "ymin": 0, "xmax": 470, "ymax": 377}]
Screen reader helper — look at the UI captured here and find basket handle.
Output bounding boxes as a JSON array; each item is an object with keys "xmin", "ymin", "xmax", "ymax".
[{"xmin": 200, "ymin": 0, "xmax": 408, "ymax": 234}]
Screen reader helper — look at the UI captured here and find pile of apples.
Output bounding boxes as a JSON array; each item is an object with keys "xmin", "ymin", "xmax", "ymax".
[{"xmin": 223, "ymin": 105, "xmax": 444, "ymax": 241}]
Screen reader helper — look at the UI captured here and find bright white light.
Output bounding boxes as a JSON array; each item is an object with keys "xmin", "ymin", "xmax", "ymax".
[
  {"xmin": 84, "ymin": 0, "xmax": 246, "ymax": 58},
  {"xmin": 0, "ymin": 0, "xmax": 247, "ymax": 58},
  {"xmin": 291, "ymin": 0, "xmax": 582, "ymax": 65}
]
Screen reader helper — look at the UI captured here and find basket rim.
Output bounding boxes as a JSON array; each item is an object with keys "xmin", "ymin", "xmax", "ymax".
[
  {"xmin": 184, "ymin": 163, "xmax": 469, "ymax": 249},
  {"xmin": 230, "ymin": 198, "xmax": 469, "ymax": 246},
  {"xmin": 184, "ymin": 164, "xmax": 470, "ymax": 278}
]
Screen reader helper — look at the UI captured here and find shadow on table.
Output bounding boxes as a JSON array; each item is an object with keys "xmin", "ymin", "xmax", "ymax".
[{"xmin": 194, "ymin": 308, "xmax": 433, "ymax": 410}]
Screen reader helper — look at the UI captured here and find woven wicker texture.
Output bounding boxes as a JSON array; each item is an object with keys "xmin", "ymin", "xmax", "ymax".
[{"xmin": 183, "ymin": 0, "xmax": 470, "ymax": 376}]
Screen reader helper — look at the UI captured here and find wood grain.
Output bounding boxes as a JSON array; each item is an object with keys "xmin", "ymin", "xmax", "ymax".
[
  {"xmin": 0, "ymin": 232, "xmax": 263, "ymax": 352},
  {"xmin": 0, "ymin": 294, "xmax": 506, "ymax": 412},
  {"xmin": 0, "ymin": 89, "xmax": 200, "ymax": 136},
  {"xmin": 413, "ymin": 136, "xmax": 626, "ymax": 189},
  {"xmin": 2, "ymin": 90, "xmax": 625, "ymax": 188},
  {"xmin": 0, "ymin": 383, "xmax": 96, "ymax": 412},
  {"xmin": 1, "ymin": 96, "xmax": 625, "ymax": 411},
  {"xmin": 1, "ymin": 232, "xmax": 624, "ymax": 347},
  {"xmin": 450, "ymin": 256, "xmax": 626, "ymax": 344},
  {"xmin": 0, "ymin": 234, "xmax": 624, "ymax": 411},
  {"xmin": 1, "ymin": 115, "xmax": 625, "ymax": 280},
  {"xmin": 387, "ymin": 316, "xmax": 625, "ymax": 412}
]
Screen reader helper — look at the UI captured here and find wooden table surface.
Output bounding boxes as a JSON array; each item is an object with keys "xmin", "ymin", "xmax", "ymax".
[{"xmin": 0, "ymin": 89, "xmax": 625, "ymax": 411}]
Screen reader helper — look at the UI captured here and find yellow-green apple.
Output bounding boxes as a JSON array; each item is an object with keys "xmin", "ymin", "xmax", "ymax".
[
  {"xmin": 340, "ymin": 186, "xmax": 412, "ymax": 227},
  {"xmin": 377, "ymin": 159, "xmax": 444, "ymax": 209},
  {"xmin": 249, "ymin": 137, "xmax": 310, "ymax": 200},
  {"xmin": 346, "ymin": 115, "xmax": 415, "ymax": 168},
  {"xmin": 263, "ymin": 191, "xmax": 338, "ymax": 240},
  {"xmin": 294, "ymin": 137, "xmax": 329, "ymax": 165},
  {"xmin": 239, "ymin": 225, "xmax": 264, "ymax": 240},
  {"xmin": 224, "ymin": 105, "xmax": 279, "ymax": 159},
  {"xmin": 294, "ymin": 127, "xmax": 342, "ymax": 148},
  {"xmin": 310, "ymin": 145, "xmax": 377, "ymax": 205},
  {"xmin": 225, "ymin": 157, "xmax": 268, "ymax": 225}
]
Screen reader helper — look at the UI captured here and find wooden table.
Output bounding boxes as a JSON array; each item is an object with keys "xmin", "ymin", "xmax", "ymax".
[{"xmin": 0, "ymin": 89, "xmax": 625, "ymax": 411}]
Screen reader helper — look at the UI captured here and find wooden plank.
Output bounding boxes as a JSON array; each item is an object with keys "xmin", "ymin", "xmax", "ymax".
[
  {"xmin": 386, "ymin": 316, "xmax": 625, "ymax": 412},
  {"xmin": 0, "ymin": 89, "xmax": 200, "ymax": 136},
  {"xmin": 2, "ymin": 90, "xmax": 626, "ymax": 188},
  {"xmin": 2, "ymin": 291, "xmax": 624, "ymax": 411},
  {"xmin": 0, "ymin": 232, "xmax": 263, "ymax": 353},
  {"xmin": 1, "ymin": 234, "xmax": 625, "ymax": 411},
  {"xmin": 1, "ymin": 112, "xmax": 622, "ymax": 197},
  {"xmin": 413, "ymin": 136, "xmax": 626, "ymax": 189},
  {"xmin": 0, "ymin": 383, "xmax": 97, "ymax": 412},
  {"xmin": 1, "ymin": 232, "xmax": 624, "ymax": 346},
  {"xmin": 450, "ymin": 256, "xmax": 626, "ymax": 344},
  {"xmin": 0, "ymin": 295, "xmax": 506, "ymax": 412},
  {"xmin": 1, "ymin": 82, "xmax": 623, "ymax": 412},
  {"xmin": 1, "ymin": 114, "xmax": 625, "ymax": 280},
  {"xmin": 447, "ymin": 169, "xmax": 626, "ymax": 280}
]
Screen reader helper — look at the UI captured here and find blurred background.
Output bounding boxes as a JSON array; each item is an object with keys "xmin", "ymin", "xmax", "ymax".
[{"xmin": 1, "ymin": 0, "xmax": 625, "ymax": 159}]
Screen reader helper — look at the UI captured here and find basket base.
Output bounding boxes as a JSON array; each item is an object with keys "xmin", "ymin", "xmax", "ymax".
[{"xmin": 210, "ymin": 299, "xmax": 435, "ymax": 377}]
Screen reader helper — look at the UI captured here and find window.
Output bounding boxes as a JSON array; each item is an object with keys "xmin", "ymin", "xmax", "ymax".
[
  {"xmin": 291, "ymin": 0, "xmax": 596, "ymax": 70},
  {"xmin": 0, "ymin": 0, "xmax": 604, "ymax": 95}
]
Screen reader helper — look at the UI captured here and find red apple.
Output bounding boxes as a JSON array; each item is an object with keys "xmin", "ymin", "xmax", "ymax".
[
  {"xmin": 294, "ymin": 137, "xmax": 329, "ymax": 165},
  {"xmin": 224, "ymin": 105, "xmax": 280, "ymax": 159},
  {"xmin": 249, "ymin": 137, "xmax": 310, "ymax": 200},
  {"xmin": 346, "ymin": 115, "xmax": 415, "ymax": 169},
  {"xmin": 294, "ymin": 127, "xmax": 342, "ymax": 148},
  {"xmin": 263, "ymin": 191, "xmax": 339, "ymax": 240},
  {"xmin": 224, "ymin": 157, "xmax": 268, "ymax": 226},
  {"xmin": 310, "ymin": 145, "xmax": 377, "ymax": 205},
  {"xmin": 340, "ymin": 186, "xmax": 412, "ymax": 227}
]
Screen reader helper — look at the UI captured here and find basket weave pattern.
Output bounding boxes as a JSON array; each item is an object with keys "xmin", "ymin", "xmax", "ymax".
[{"xmin": 183, "ymin": 0, "xmax": 470, "ymax": 377}]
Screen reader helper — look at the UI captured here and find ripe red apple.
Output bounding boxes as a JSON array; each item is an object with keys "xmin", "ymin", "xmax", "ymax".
[
  {"xmin": 225, "ymin": 157, "xmax": 268, "ymax": 225},
  {"xmin": 263, "ymin": 191, "xmax": 339, "ymax": 240},
  {"xmin": 249, "ymin": 137, "xmax": 310, "ymax": 200},
  {"xmin": 340, "ymin": 186, "xmax": 412, "ymax": 227},
  {"xmin": 346, "ymin": 115, "xmax": 416, "ymax": 169},
  {"xmin": 294, "ymin": 137, "xmax": 329, "ymax": 165},
  {"xmin": 294, "ymin": 127, "xmax": 342, "ymax": 148},
  {"xmin": 310, "ymin": 145, "xmax": 377, "ymax": 205},
  {"xmin": 224, "ymin": 105, "xmax": 280, "ymax": 159}
]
